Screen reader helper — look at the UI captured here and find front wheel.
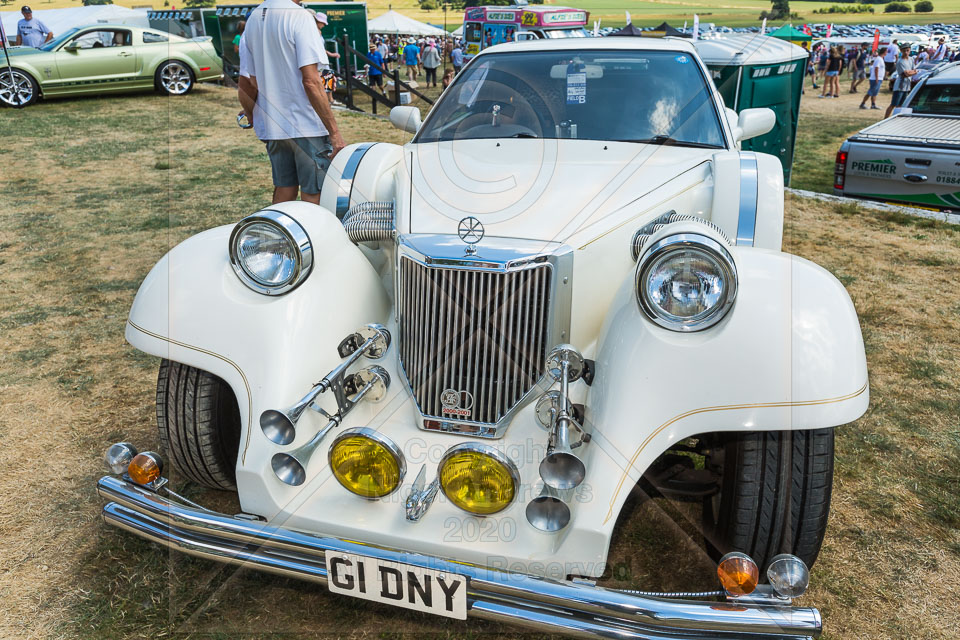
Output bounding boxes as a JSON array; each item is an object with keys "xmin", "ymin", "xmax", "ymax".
[
  {"xmin": 156, "ymin": 360, "xmax": 241, "ymax": 490},
  {"xmin": 702, "ymin": 428, "xmax": 834, "ymax": 572},
  {"xmin": 156, "ymin": 60, "xmax": 194, "ymax": 96},
  {"xmin": 0, "ymin": 69, "xmax": 39, "ymax": 107}
]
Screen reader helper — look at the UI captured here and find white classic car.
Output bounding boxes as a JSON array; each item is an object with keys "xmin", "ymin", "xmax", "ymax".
[{"xmin": 98, "ymin": 37, "xmax": 869, "ymax": 639}]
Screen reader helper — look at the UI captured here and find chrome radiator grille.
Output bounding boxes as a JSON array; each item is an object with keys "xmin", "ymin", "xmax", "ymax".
[{"xmin": 398, "ymin": 257, "xmax": 552, "ymax": 427}]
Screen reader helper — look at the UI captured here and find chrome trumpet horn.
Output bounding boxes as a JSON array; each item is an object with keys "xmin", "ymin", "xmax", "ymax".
[
  {"xmin": 271, "ymin": 366, "xmax": 390, "ymax": 486},
  {"xmin": 525, "ymin": 484, "xmax": 571, "ymax": 533},
  {"xmin": 260, "ymin": 323, "xmax": 391, "ymax": 446},
  {"xmin": 538, "ymin": 345, "xmax": 590, "ymax": 491}
]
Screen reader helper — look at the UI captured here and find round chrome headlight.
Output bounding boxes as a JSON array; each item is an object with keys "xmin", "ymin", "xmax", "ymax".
[
  {"xmin": 635, "ymin": 233, "xmax": 737, "ymax": 332},
  {"xmin": 229, "ymin": 211, "xmax": 313, "ymax": 295}
]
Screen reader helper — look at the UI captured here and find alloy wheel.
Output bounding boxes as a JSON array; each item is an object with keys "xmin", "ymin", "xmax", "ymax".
[
  {"xmin": 0, "ymin": 70, "xmax": 34, "ymax": 107},
  {"xmin": 159, "ymin": 62, "xmax": 191, "ymax": 95}
]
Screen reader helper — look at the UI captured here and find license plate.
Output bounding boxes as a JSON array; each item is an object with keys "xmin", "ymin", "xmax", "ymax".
[{"xmin": 324, "ymin": 551, "xmax": 468, "ymax": 619}]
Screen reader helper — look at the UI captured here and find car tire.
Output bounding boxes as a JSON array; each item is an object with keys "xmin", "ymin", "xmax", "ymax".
[
  {"xmin": 155, "ymin": 60, "xmax": 195, "ymax": 96},
  {"xmin": 156, "ymin": 359, "xmax": 241, "ymax": 490},
  {"xmin": 0, "ymin": 68, "xmax": 39, "ymax": 107},
  {"xmin": 702, "ymin": 428, "xmax": 834, "ymax": 572}
]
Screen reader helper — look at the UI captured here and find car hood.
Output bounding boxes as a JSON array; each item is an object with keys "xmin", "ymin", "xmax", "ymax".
[
  {"xmin": 0, "ymin": 46, "xmax": 45, "ymax": 60},
  {"xmin": 402, "ymin": 139, "xmax": 715, "ymax": 246}
]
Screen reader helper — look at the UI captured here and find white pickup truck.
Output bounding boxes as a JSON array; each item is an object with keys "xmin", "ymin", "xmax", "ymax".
[{"xmin": 835, "ymin": 62, "xmax": 960, "ymax": 211}]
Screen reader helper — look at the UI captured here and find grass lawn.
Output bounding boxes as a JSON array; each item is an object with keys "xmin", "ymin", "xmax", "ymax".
[
  {"xmin": 1, "ymin": 84, "xmax": 959, "ymax": 640},
  {"xmin": 791, "ymin": 73, "xmax": 888, "ymax": 192}
]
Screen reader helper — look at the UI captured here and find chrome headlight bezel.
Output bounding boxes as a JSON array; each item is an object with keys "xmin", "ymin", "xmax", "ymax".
[
  {"xmin": 635, "ymin": 232, "xmax": 738, "ymax": 332},
  {"xmin": 229, "ymin": 210, "xmax": 313, "ymax": 296}
]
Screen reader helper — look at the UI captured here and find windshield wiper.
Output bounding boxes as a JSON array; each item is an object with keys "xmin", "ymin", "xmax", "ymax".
[
  {"xmin": 509, "ymin": 132, "xmax": 538, "ymax": 138},
  {"xmin": 617, "ymin": 135, "xmax": 723, "ymax": 149}
]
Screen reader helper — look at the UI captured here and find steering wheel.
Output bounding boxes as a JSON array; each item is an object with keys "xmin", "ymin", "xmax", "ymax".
[{"xmin": 451, "ymin": 69, "xmax": 555, "ymax": 137}]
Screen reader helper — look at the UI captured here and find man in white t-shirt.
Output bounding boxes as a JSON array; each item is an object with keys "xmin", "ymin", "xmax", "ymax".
[
  {"xmin": 932, "ymin": 38, "xmax": 948, "ymax": 62},
  {"xmin": 238, "ymin": 0, "xmax": 345, "ymax": 205},
  {"xmin": 860, "ymin": 52, "xmax": 886, "ymax": 110}
]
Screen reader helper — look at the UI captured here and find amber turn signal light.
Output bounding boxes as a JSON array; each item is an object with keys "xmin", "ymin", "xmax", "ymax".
[
  {"xmin": 128, "ymin": 452, "xmax": 164, "ymax": 485},
  {"xmin": 717, "ymin": 552, "xmax": 759, "ymax": 596}
]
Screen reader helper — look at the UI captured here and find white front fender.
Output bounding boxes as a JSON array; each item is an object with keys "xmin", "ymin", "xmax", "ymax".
[
  {"xmin": 576, "ymin": 247, "xmax": 868, "ymax": 529},
  {"xmin": 125, "ymin": 201, "xmax": 391, "ymax": 470}
]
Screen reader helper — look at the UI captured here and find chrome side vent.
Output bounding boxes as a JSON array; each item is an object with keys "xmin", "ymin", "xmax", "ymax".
[{"xmin": 631, "ymin": 211, "xmax": 731, "ymax": 261}]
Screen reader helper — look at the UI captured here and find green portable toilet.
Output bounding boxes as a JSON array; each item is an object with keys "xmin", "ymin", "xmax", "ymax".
[
  {"xmin": 694, "ymin": 35, "xmax": 808, "ymax": 185},
  {"xmin": 211, "ymin": 3, "xmax": 368, "ymax": 78}
]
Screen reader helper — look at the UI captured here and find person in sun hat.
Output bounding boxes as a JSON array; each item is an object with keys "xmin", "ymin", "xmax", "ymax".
[
  {"xmin": 15, "ymin": 6, "xmax": 53, "ymax": 48},
  {"xmin": 421, "ymin": 37, "xmax": 441, "ymax": 87},
  {"xmin": 403, "ymin": 35, "xmax": 420, "ymax": 82},
  {"xmin": 309, "ymin": 11, "xmax": 340, "ymax": 65},
  {"xmin": 366, "ymin": 41, "xmax": 386, "ymax": 95}
]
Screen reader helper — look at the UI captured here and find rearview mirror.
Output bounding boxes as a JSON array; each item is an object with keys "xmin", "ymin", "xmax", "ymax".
[
  {"xmin": 64, "ymin": 43, "xmax": 79, "ymax": 52},
  {"xmin": 390, "ymin": 106, "xmax": 421, "ymax": 134},
  {"xmin": 734, "ymin": 108, "xmax": 775, "ymax": 143}
]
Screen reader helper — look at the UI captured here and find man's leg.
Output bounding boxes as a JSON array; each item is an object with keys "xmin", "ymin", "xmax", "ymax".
[
  {"xmin": 273, "ymin": 186, "xmax": 299, "ymax": 203},
  {"xmin": 293, "ymin": 136, "xmax": 333, "ymax": 207},
  {"xmin": 267, "ymin": 140, "xmax": 301, "ymax": 204}
]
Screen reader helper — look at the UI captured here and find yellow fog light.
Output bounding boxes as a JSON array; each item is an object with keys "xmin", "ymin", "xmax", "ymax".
[
  {"xmin": 438, "ymin": 444, "xmax": 519, "ymax": 515},
  {"xmin": 328, "ymin": 428, "xmax": 405, "ymax": 498},
  {"xmin": 128, "ymin": 452, "xmax": 163, "ymax": 486}
]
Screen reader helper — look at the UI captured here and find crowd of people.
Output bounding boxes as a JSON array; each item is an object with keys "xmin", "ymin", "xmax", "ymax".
[
  {"xmin": 805, "ymin": 37, "xmax": 957, "ymax": 116},
  {"xmin": 365, "ymin": 34, "xmax": 466, "ymax": 89}
]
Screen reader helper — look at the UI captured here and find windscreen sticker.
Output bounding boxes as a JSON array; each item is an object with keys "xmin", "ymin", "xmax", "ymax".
[
  {"xmin": 566, "ymin": 71, "xmax": 587, "ymax": 104},
  {"xmin": 675, "ymin": 55, "xmax": 690, "ymax": 64}
]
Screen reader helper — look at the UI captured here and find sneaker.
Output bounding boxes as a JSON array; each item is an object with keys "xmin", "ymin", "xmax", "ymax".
[
  {"xmin": 860, "ymin": 104, "xmax": 867, "ymax": 109},
  {"xmin": 818, "ymin": 94, "xmax": 826, "ymax": 98},
  {"xmin": 870, "ymin": 105, "xmax": 880, "ymax": 110}
]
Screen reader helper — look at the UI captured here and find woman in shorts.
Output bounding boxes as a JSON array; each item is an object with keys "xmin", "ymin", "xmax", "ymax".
[{"xmin": 820, "ymin": 47, "xmax": 843, "ymax": 98}]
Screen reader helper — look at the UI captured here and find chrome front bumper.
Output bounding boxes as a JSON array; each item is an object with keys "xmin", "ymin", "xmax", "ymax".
[{"xmin": 97, "ymin": 475, "xmax": 822, "ymax": 640}]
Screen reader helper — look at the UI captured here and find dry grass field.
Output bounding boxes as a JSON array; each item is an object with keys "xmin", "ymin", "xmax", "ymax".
[{"xmin": 0, "ymin": 83, "xmax": 959, "ymax": 640}]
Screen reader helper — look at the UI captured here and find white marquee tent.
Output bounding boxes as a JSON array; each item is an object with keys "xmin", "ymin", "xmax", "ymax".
[
  {"xmin": 367, "ymin": 10, "xmax": 447, "ymax": 38},
  {"xmin": 2, "ymin": 6, "xmax": 149, "ymax": 45}
]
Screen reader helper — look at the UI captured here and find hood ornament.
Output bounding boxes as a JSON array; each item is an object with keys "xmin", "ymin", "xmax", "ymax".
[{"xmin": 458, "ymin": 216, "xmax": 484, "ymax": 256}]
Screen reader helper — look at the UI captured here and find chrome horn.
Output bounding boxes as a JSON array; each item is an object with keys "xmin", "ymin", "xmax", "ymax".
[
  {"xmin": 260, "ymin": 323, "xmax": 391, "ymax": 446},
  {"xmin": 538, "ymin": 345, "xmax": 590, "ymax": 491},
  {"xmin": 525, "ymin": 484, "xmax": 572, "ymax": 533},
  {"xmin": 271, "ymin": 366, "xmax": 390, "ymax": 486}
]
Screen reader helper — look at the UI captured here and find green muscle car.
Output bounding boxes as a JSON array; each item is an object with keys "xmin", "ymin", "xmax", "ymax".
[{"xmin": 0, "ymin": 24, "xmax": 222, "ymax": 107}]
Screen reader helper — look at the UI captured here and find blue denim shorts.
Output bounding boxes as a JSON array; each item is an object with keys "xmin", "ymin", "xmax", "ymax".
[
  {"xmin": 825, "ymin": 70, "xmax": 839, "ymax": 77},
  {"xmin": 265, "ymin": 136, "xmax": 333, "ymax": 194},
  {"xmin": 867, "ymin": 79, "xmax": 881, "ymax": 96},
  {"xmin": 891, "ymin": 90, "xmax": 909, "ymax": 107}
]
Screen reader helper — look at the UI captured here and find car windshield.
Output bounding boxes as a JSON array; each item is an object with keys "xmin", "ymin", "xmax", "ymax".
[
  {"xmin": 911, "ymin": 82, "xmax": 960, "ymax": 116},
  {"xmin": 40, "ymin": 28, "xmax": 80, "ymax": 51},
  {"xmin": 416, "ymin": 49, "xmax": 726, "ymax": 148}
]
